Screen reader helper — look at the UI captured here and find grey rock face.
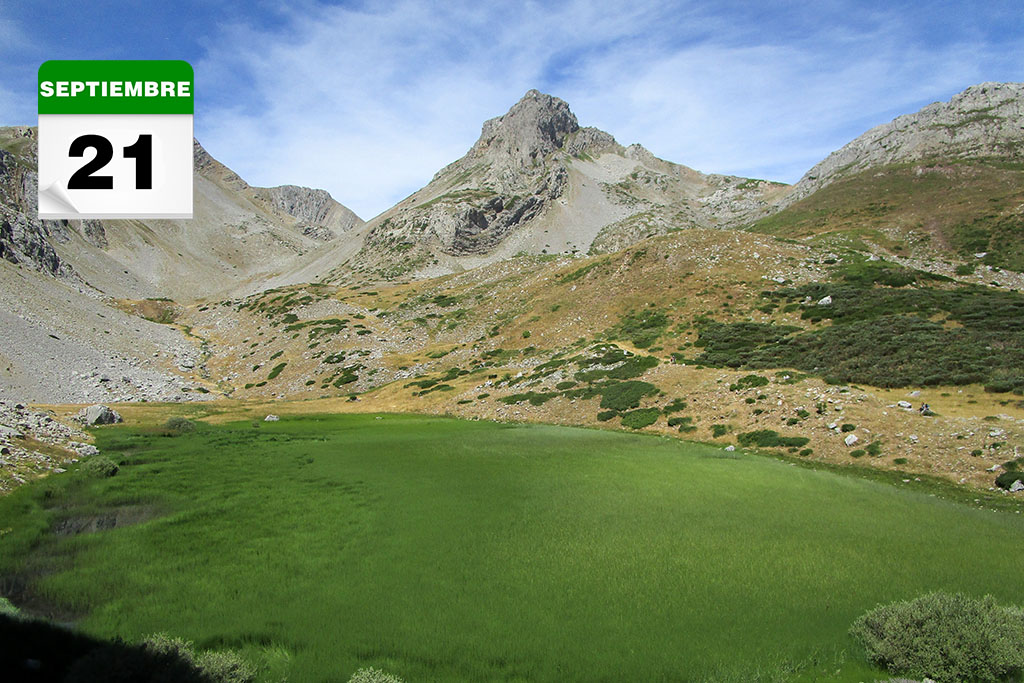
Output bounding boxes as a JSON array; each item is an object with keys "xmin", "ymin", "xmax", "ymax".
[
  {"xmin": 469, "ymin": 89, "xmax": 580, "ymax": 171},
  {"xmin": 786, "ymin": 82, "xmax": 1024, "ymax": 204},
  {"xmin": 79, "ymin": 219, "xmax": 107, "ymax": 249},
  {"xmin": 0, "ymin": 141, "xmax": 78, "ymax": 279},
  {"xmin": 259, "ymin": 184, "xmax": 363, "ymax": 237},
  {"xmin": 77, "ymin": 404, "xmax": 123, "ymax": 426}
]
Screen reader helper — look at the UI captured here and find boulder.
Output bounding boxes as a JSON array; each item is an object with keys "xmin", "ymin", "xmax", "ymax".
[
  {"xmin": 844, "ymin": 434, "xmax": 859, "ymax": 447},
  {"xmin": 817, "ymin": 295, "xmax": 832, "ymax": 306},
  {"xmin": 724, "ymin": 445, "xmax": 735, "ymax": 452},
  {"xmin": 77, "ymin": 404, "xmax": 122, "ymax": 426},
  {"xmin": 264, "ymin": 414, "xmax": 280, "ymax": 422},
  {"xmin": 1010, "ymin": 480, "xmax": 1024, "ymax": 493},
  {"xmin": 897, "ymin": 400, "xmax": 913, "ymax": 409}
]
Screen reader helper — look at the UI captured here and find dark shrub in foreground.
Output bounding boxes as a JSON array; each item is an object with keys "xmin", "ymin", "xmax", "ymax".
[
  {"xmin": 996, "ymin": 470, "xmax": 1024, "ymax": 490},
  {"xmin": 850, "ymin": 592, "xmax": 1024, "ymax": 683},
  {"xmin": 348, "ymin": 667, "xmax": 405, "ymax": 683},
  {"xmin": 736, "ymin": 430, "xmax": 809, "ymax": 449},
  {"xmin": 620, "ymin": 408, "xmax": 660, "ymax": 429}
]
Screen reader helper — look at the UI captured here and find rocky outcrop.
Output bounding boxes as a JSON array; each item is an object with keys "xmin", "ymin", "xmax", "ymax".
[
  {"xmin": 785, "ymin": 82, "xmax": 1024, "ymax": 204},
  {"xmin": 467, "ymin": 89, "xmax": 580, "ymax": 171},
  {"xmin": 76, "ymin": 404, "xmax": 123, "ymax": 426},
  {"xmin": 352, "ymin": 89, "xmax": 788, "ymax": 274},
  {"xmin": 256, "ymin": 184, "xmax": 363, "ymax": 238}
]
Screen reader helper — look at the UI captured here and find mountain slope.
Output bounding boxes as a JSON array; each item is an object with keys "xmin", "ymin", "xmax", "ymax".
[
  {"xmin": 0, "ymin": 128, "xmax": 364, "ymax": 301},
  {"xmin": 785, "ymin": 82, "xmax": 1024, "ymax": 204},
  {"xmin": 313, "ymin": 90, "xmax": 787, "ymax": 283},
  {"xmin": 752, "ymin": 82, "xmax": 1024, "ymax": 271}
]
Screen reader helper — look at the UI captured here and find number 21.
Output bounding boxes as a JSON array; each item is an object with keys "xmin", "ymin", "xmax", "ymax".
[{"xmin": 68, "ymin": 134, "xmax": 153, "ymax": 190}]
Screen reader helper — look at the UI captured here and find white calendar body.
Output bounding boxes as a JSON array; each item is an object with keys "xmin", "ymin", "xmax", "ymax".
[
  {"xmin": 37, "ymin": 114, "xmax": 193, "ymax": 219},
  {"xmin": 37, "ymin": 60, "xmax": 194, "ymax": 220}
]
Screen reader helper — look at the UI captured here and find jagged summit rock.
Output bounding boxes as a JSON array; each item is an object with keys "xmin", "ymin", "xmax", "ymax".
[
  {"xmin": 343, "ymin": 89, "xmax": 781, "ymax": 278},
  {"xmin": 468, "ymin": 90, "xmax": 581, "ymax": 170},
  {"xmin": 786, "ymin": 82, "xmax": 1024, "ymax": 203}
]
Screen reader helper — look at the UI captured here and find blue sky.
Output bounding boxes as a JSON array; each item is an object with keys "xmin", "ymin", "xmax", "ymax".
[{"xmin": 2, "ymin": 1, "xmax": 1022, "ymax": 219}]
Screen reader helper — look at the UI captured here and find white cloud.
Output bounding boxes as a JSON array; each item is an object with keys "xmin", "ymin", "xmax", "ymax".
[{"xmin": 194, "ymin": 0, "xmax": 1024, "ymax": 218}]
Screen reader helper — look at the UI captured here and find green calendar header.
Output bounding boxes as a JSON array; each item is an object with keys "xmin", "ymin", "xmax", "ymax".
[{"xmin": 38, "ymin": 60, "xmax": 194, "ymax": 115}]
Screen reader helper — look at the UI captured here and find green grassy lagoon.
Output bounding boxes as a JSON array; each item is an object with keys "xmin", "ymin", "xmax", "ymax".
[{"xmin": 2, "ymin": 414, "xmax": 1024, "ymax": 681}]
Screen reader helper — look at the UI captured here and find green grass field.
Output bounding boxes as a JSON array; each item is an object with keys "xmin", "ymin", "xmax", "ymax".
[{"xmin": 2, "ymin": 414, "xmax": 1024, "ymax": 682}]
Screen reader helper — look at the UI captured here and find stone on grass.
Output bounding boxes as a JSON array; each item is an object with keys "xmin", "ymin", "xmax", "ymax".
[
  {"xmin": 844, "ymin": 433, "xmax": 859, "ymax": 447},
  {"xmin": 77, "ymin": 404, "xmax": 122, "ymax": 426},
  {"xmin": 264, "ymin": 414, "xmax": 280, "ymax": 422}
]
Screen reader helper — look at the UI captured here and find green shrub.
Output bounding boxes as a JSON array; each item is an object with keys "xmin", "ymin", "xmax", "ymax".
[
  {"xmin": 866, "ymin": 441, "xmax": 883, "ymax": 456},
  {"xmin": 662, "ymin": 398, "xmax": 687, "ymax": 414},
  {"xmin": 850, "ymin": 449, "xmax": 866, "ymax": 458},
  {"xmin": 195, "ymin": 650, "xmax": 258, "ymax": 683},
  {"xmin": 596, "ymin": 410, "xmax": 618, "ymax": 422},
  {"xmin": 610, "ymin": 308, "xmax": 669, "ymax": 348},
  {"xmin": 267, "ymin": 362, "xmax": 287, "ymax": 379},
  {"xmin": 850, "ymin": 592, "xmax": 1024, "ymax": 683},
  {"xmin": 163, "ymin": 417, "xmax": 196, "ymax": 435},
  {"xmin": 736, "ymin": 430, "xmax": 810, "ymax": 449},
  {"xmin": 840, "ymin": 423, "xmax": 856, "ymax": 432},
  {"xmin": 955, "ymin": 263, "xmax": 976, "ymax": 276},
  {"xmin": 500, "ymin": 391, "xmax": 558, "ymax": 406},
  {"xmin": 798, "ymin": 448, "xmax": 813, "ymax": 456},
  {"xmin": 620, "ymin": 408, "xmax": 660, "ymax": 429},
  {"xmin": 1003, "ymin": 457, "xmax": 1024, "ymax": 471},
  {"xmin": 0, "ymin": 596, "xmax": 19, "ymax": 618},
  {"xmin": 893, "ymin": 457, "xmax": 908, "ymax": 465},
  {"xmin": 66, "ymin": 632, "xmax": 256, "ymax": 683},
  {"xmin": 711, "ymin": 424, "xmax": 729, "ymax": 438},
  {"xmin": 598, "ymin": 381, "xmax": 658, "ymax": 411},
  {"xmin": 348, "ymin": 667, "xmax": 405, "ymax": 683},
  {"xmin": 995, "ymin": 471, "xmax": 1024, "ymax": 490},
  {"xmin": 729, "ymin": 374, "xmax": 769, "ymax": 391},
  {"xmin": 81, "ymin": 456, "xmax": 119, "ymax": 478}
]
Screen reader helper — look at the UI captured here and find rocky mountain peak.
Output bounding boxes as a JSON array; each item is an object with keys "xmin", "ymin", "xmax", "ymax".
[
  {"xmin": 469, "ymin": 90, "xmax": 580, "ymax": 169},
  {"xmin": 785, "ymin": 81, "xmax": 1024, "ymax": 203}
]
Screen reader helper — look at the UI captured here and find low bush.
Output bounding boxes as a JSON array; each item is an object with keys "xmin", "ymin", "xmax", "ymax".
[
  {"xmin": 620, "ymin": 408, "xmax": 660, "ymax": 429},
  {"xmin": 840, "ymin": 423, "xmax": 856, "ymax": 432},
  {"xmin": 711, "ymin": 424, "xmax": 729, "ymax": 438},
  {"xmin": 163, "ymin": 417, "xmax": 196, "ymax": 435},
  {"xmin": 729, "ymin": 374, "xmax": 769, "ymax": 391},
  {"xmin": 596, "ymin": 410, "xmax": 618, "ymax": 422},
  {"xmin": 598, "ymin": 381, "xmax": 659, "ymax": 411},
  {"xmin": 662, "ymin": 398, "xmax": 687, "ymax": 414},
  {"xmin": 736, "ymin": 430, "xmax": 810, "ymax": 449},
  {"xmin": 64, "ymin": 632, "xmax": 256, "ymax": 683},
  {"xmin": 349, "ymin": 668, "xmax": 405, "ymax": 683},
  {"xmin": 850, "ymin": 592, "xmax": 1024, "ymax": 683},
  {"xmin": 81, "ymin": 456, "xmax": 119, "ymax": 478},
  {"xmin": 610, "ymin": 308, "xmax": 669, "ymax": 348},
  {"xmin": 995, "ymin": 471, "xmax": 1024, "ymax": 490}
]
